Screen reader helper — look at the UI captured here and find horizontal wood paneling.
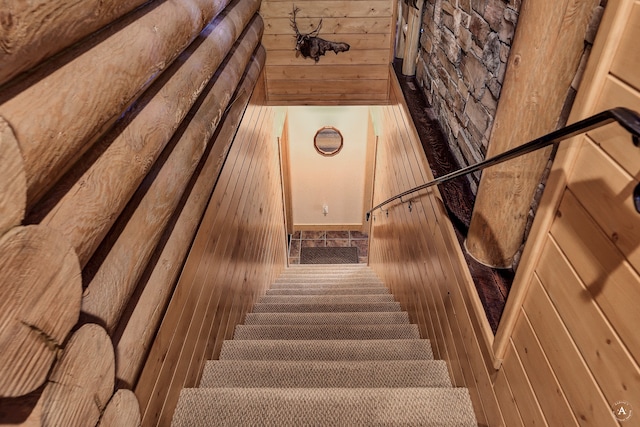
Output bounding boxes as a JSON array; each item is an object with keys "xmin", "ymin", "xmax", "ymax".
[
  {"xmin": 264, "ymin": 17, "xmax": 392, "ymax": 34},
  {"xmin": 259, "ymin": 0, "xmax": 394, "ymax": 104},
  {"xmin": 266, "ymin": 64, "xmax": 389, "ymax": 80},
  {"xmin": 266, "ymin": 92, "xmax": 389, "ymax": 104},
  {"xmin": 268, "ymin": 79, "xmax": 388, "ymax": 95},
  {"xmin": 260, "ymin": 1, "xmax": 393, "ymax": 18},
  {"xmin": 262, "ymin": 33, "xmax": 391, "ymax": 50},
  {"xmin": 265, "ymin": 47, "xmax": 390, "ymax": 65}
]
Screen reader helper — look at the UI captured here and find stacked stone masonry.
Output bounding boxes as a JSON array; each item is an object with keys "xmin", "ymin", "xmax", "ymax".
[{"xmin": 416, "ymin": 0, "xmax": 521, "ymax": 193}]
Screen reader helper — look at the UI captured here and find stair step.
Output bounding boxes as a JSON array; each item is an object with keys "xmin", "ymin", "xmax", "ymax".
[
  {"xmin": 219, "ymin": 339, "xmax": 433, "ymax": 360},
  {"xmin": 172, "ymin": 388, "xmax": 477, "ymax": 426},
  {"xmin": 270, "ymin": 281, "xmax": 384, "ymax": 289},
  {"xmin": 233, "ymin": 324, "xmax": 420, "ymax": 340},
  {"xmin": 252, "ymin": 302, "xmax": 402, "ymax": 313},
  {"xmin": 258, "ymin": 294, "xmax": 395, "ymax": 304},
  {"xmin": 266, "ymin": 287, "xmax": 389, "ymax": 295},
  {"xmin": 276, "ymin": 274, "xmax": 380, "ymax": 280},
  {"xmin": 200, "ymin": 360, "xmax": 452, "ymax": 388},
  {"xmin": 243, "ymin": 312, "xmax": 411, "ymax": 325},
  {"xmin": 277, "ymin": 269, "xmax": 379, "ymax": 279},
  {"xmin": 281, "ymin": 266, "xmax": 373, "ymax": 274}
]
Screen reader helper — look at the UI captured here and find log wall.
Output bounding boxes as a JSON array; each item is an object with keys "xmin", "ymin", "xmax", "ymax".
[
  {"xmin": 0, "ymin": 0, "xmax": 286, "ymax": 425},
  {"xmin": 369, "ymin": 57, "xmax": 638, "ymax": 426},
  {"xmin": 259, "ymin": 0, "xmax": 395, "ymax": 104}
]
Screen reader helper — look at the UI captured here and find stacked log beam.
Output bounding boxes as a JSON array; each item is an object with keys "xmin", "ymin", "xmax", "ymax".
[
  {"xmin": 0, "ymin": 0, "xmax": 149, "ymax": 85},
  {"xmin": 42, "ymin": 325, "xmax": 115, "ymax": 427},
  {"xmin": 0, "ymin": 226, "xmax": 81, "ymax": 397},
  {"xmin": 0, "ymin": 0, "xmax": 230, "ymax": 207},
  {"xmin": 97, "ymin": 389, "xmax": 141, "ymax": 427},
  {"xmin": 33, "ymin": 2, "xmax": 262, "ymax": 269},
  {"xmin": 0, "ymin": 118, "xmax": 25, "ymax": 235},
  {"xmin": 81, "ymin": 4, "xmax": 263, "ymax": 333},
  {"xmin": 0, "ymin": 0, "xmax": 268, "ymax": 424}
]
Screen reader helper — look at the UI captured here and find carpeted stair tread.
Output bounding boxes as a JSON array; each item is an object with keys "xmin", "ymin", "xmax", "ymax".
[
  {"xmin": 270, "ymin": 281, "xmax": 384, "ymax": 289},
  {"xmin": 233, "ymin": 324, "xmax": 420, "ymax": 340},
  {"xmin": 171, "ymin": 387, "xmax": 477, "ymax": 427},
  {"xmin": 266, "ymin": 287, "xmax": 390, "ymax": 295},
  {"xmin": 170, "ymin": 265, "xmax": 478, "ymax": 426},
  {"xmin": 218, "ymin": 339, "xmax": 433, "ymax": 360},
  {"xmin": 199, "ymin": 360, "xmax": 452, "ymax": 388},
  {"xmin": 252, "ymin": 302, "xmax": 402, "ymax": 313},
  {"xmin": 258, "ymin": 294, "xmax": 395, "ymax": 304},
  {"xmin": 280, "ymin": 266, "xmax": 376, "ymax": 274},
  {"xmin": 274, "ymin": 273, "xmax": 381, "ymax": 279},
  {"xmin": 243, "ymin": 312, "xmax": 411, "ymax": 325},
  {"xmin": 273, "ymin": 275, "xmax": 382, "ymax": 282}
]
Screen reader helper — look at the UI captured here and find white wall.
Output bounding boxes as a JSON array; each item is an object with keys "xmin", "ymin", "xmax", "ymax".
[{"xmin": 287, "ymin": 106, "xmax": 370, "ymax": 228}]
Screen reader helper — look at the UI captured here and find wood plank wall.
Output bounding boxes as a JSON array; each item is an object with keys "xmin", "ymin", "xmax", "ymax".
[
  {"xmin": 260, "ymin": 0, "xmax": 395, "ymax": 104},
  {"xmin": 135, "ymin": 75, "xmax": 287, "ymax": 426},
  {"xmin": 0, "ymin": 1, "xmax": 286, "ymax": 425},
  {"xmin": 369, "ymin": 46, "xmax": 639, "ymax": 425},
  {"xmin": 495, "ymin": 0, "xmax": 640, "ymax": 425}
]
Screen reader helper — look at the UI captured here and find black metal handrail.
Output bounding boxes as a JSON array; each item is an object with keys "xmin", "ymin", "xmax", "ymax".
[{"xmin": 366, "ymin": 107, "xmax": 640, "ymax": 221}]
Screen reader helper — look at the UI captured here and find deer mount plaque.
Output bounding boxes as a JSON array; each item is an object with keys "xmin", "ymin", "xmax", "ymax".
[{"xmin": 290, "ymin": 7, "xmax": 350, "ymax": 62}]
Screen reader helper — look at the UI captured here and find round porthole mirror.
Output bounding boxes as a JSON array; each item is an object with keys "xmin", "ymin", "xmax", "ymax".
[{"xmin": 314, "ymin": 126, "xmax": 343, "ymax": 156}]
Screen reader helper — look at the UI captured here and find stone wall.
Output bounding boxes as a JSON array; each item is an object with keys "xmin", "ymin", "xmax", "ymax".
[
  {"xmin": 416, "ymin": 0, "xmax": 521, "ymax": 193},
  {"xmin": 414, "ymin": 0, "xmax": 606, "ymax": 195}
]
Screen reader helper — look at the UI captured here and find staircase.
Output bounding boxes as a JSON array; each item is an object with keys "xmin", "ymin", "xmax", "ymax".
[{"xmin": 171, "ymin": 264, "xmax": 477, "ymax": 426}]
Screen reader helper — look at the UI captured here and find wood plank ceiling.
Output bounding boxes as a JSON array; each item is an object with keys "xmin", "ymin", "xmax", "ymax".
[{"xmin": 260, "ymin": 0, "xmax": 396, "ymax": 104}]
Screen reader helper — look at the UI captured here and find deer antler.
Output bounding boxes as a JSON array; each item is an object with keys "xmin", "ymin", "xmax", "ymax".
[
  {"xmin": 290, "ymin": 6, "xmax": 322, "ymax": 38},
  {"xmin": 290, "ymin": 6, "xmax": 301, "ymax": 36},
  {"xmin": 309, "ymin": 18, "xmax": 323, "ymax": 37}
]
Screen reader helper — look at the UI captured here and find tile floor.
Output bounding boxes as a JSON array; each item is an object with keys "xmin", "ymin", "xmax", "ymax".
[{"xmin": 288, "ymin": 230, "xmax": 369, "ymax": 264}]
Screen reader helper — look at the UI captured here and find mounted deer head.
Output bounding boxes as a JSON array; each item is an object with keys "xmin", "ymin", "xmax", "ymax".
[{"xmin": 290, "ymin": 7, "xmax": 350, "ymax": 62}]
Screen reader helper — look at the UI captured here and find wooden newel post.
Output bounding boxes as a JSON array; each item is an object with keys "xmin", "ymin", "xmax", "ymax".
[
  {"xmin": 401, "ymin": 0, "xmax": 424, "ymax": 76},
  {"xmin": 465, "ymin": 152, "xmax": 551, "ymax": 268},
  {"xmin": 464, "ymin": 0, "xmax": 600, "ymax": 268}
]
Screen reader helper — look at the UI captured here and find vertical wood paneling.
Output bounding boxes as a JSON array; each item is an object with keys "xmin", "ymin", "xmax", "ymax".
[
  {"xmin": 135, "ymin": 76, "xmax": 287, "ymax": 426},
  {"xmin": 500, "ymin": 341, "xmax": 548, "ymax": 427},
  {"xmin": 522, "ymin": 278, "xmax": 618, "ymax": 426},
  {"xmin": 536, "ymin": 238, "xmax": 640, "ymax": 416},
  {"xmin": 503, "ymin": 2, "xmax": 640, "ymax": 426},
  {"xmin": 369, "ymin": 55, "xmax": 640, "ymax": 426},
  {"xmin": 369, "ymin": 2, "xmax": 640, "ymax": 427},
  {"xmin": 511, "ymin": 312, "xmax": 575, "ymax": 424},
  {"xmin": 369, "ymin": 72, "xmax": 499, "ymax": 426}
]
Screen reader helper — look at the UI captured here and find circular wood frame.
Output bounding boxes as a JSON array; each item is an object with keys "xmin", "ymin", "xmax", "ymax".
[{"xmin": 313, "ymin": 126, "xmax": 343, "ymax": 157}]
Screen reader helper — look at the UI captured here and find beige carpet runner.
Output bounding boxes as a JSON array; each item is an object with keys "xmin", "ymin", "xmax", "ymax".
[{"xmin": 172, "ymin": 264, "xmax": 477, "ymax": 426}]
